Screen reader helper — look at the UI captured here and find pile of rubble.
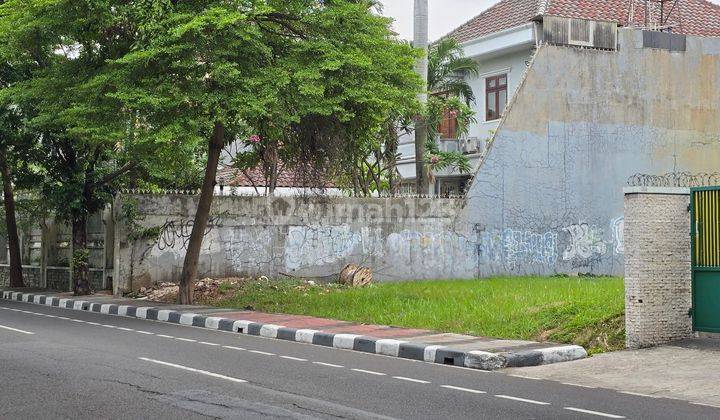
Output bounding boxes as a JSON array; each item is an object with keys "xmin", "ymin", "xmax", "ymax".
[{"xmin": 131, "ymin": 277, "xmax": 246, "ymax": 303}]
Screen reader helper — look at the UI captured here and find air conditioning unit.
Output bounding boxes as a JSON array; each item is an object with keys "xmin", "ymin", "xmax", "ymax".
[
  {"xmin": 543, "ymin": 16, "xmax": 617, "ymax": 50},
  {"xmin": 461, "ymin": 138, "xmax": 479, "ymax": 154}
]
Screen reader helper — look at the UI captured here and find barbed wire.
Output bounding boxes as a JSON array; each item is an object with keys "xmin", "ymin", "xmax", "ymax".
[
  {"xmin": 119, "ymin": 189, "xmax": 465, "ymax": 199},
  {"xmin": 627, "ymin": 172, "xmax": 720, "ymax": 188}
]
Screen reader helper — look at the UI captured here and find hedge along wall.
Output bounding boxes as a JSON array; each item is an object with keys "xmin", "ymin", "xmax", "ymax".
[{"xmin": 113, "ymin": 194, "xmax": 475, "ymax": 293}]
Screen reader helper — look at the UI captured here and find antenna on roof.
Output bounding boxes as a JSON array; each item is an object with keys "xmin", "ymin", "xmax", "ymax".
[{"xmin": 627, "ymin": 0, "xmax": 680, "ymax": 32}]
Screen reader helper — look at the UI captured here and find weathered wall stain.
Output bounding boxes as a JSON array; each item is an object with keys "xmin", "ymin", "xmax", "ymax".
[{"xmin": 462, "ymin": 29, "xmax": 720, "ymax": 276}]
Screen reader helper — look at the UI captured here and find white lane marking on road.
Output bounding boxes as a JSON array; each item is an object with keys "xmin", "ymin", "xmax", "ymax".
[
  {"xmin": 280, "ymin": 356, "xmax": 307, "ymax": 362},
  {"xmin": 175, "ymin": 337, "xmax": 196, "ymax": 342},
  {"xmin": 691, "ymin": 402, "xmax": 720, "ymax": 408},
  {"xmin": 619, "ymin": 391, "xmax": 661, "ymax": 399},
  {"xmin": 248, "ymin": 350, "xmax": 275, "ymax": 356},
  {"xmin": 495, "ymin": 395, "xmax": 550, "ymax": 405},
  {"xmin": 562, "ymin": 382, "xmax": 596, "ymax": 389},
  {"xmin": 509, "ymin": 374, "xmax": 542, "ymax": 380},
  {"xmin": 45, "ymin": 315, "xmax": 57, "ymax": 318},
  {"xmin": 199, "ymin": 341, "xmax": 219, "ymax": 346},
  {"xmin": 441, "ymin": 385, "xmax": 487, "ymax": 394},
  {"xmin": 136, "ymin": 331, "xmax": 154, "ymax": 335},
  {"xmin": 222, "ymin": 346, "xmax": 245, "ymax": 351},
  {"xmin": 351, "ymin": 368, "xmax": 386, "ymax": 376},
  {"xmin": 0, "ymin": 324, "xmax": 35, "ymax": 335},
  {"xmin": 117, "ymin": 327, "xmax": 134, "ymax": 332},
  {"xmin": 157, "ymin": 334, "xmax": 174, "ymax": 339},
  {"xmin": 564, "ymin": 407, "xmax": 626, "ymax": 418},
  {"xmin": 313, "ymin": 362, "xmax": 344, "ymax": 368},
  {"xmin": 101, "ymin": 324, "xmax": 117, "ymax": 329},
  {"xmin": 138, "ymin": 357, "xmax": 247, "ymax": 384},
  {"xmin": 393, "ymin": 376, "xmax": 430, "ymax": 384},
  {"xmin": 71, "ymin": 319, "xmax": 86, "ymax": 323}
]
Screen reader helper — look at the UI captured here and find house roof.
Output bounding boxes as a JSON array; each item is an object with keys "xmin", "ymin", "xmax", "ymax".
[
  {"xmin": 216, "ymin": 165, "xmax": 336, "ymax": 189},
  {"xmin": 445, "ymin": 0, "xmax": 720, "ymax": 43}
]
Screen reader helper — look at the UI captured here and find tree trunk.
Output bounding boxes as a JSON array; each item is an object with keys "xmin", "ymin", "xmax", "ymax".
[
  {"xmin": 386, "ymin": 123, "xmax": 399, "ymax": 194},
  {"xmin": 414, "ymin": 123, "xmax": 428, "ymax": 194},
  {"xmin": 414, "ymin": 0, "xmax": 429, "ymax": 195},
  {"xmin": 72, "ymin": 212, "xmax": 90, "ymax": 295},
  {"xmin": 178, "ymin": 122, "xmax": 225, "ymax": 304},
  {"xmin": 0, "ymin": 154, "xmax": 24, "ymax": 288}
]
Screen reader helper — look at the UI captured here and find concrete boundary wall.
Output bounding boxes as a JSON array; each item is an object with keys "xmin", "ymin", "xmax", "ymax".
[
  {"xmin": 113, "ymin": 195, "xmax": 474, "ymax": 293},
  {"xmin": 624, "ymin": 187, "xmax": 693, "ymax": 348}
]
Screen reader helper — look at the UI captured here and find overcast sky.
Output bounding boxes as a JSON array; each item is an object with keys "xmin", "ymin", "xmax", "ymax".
[{"xmin": 379, "ymin": 0, "xmax": 720, "ymax": 41}]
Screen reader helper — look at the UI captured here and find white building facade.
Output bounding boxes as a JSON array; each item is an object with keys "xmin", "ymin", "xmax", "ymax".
[{"xmin": 397, "ymin": 16, "xmax": 539, "ymax": 195}]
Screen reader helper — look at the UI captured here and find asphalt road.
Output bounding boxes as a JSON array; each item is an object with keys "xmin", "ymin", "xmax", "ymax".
[{"xmin": 0, "ymin": 299, "xmax": 717, "ymax": 420}]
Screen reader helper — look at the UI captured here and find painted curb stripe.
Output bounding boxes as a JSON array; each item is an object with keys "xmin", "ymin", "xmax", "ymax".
[
  {"xmin": 276, "ymin": 327, "xmax": 298, "ymax": 341},
  {"xmin": 353, "ymin": 337, "xmax": 377, "ymax": 353},
  {"xmin": 204, "ymin": 317, "xmax": 224, "ymax": 330},
  {"xmin": 376, "ymin": 339, "xmax": 405, "ymax": 357},
  {"xmin": 0, "ymin": 292, "xmax": 588, "ymax": 371},
  {"xmin": 167, "ymin": 311, "xmax": 181, "ymax": 323},
  {"xmin": 333, "ymin": 334, "xmax": 360, "ymax": 350},
  {"xmin": 295, "ymin": 329, "xmax": 319, "ymax": 344},
  {"xmin": 312, "ymin": 332, "xmax": 335, "ymax": 347},
  {"xmin": 218, "ymin": 318, "xmax": 235, "ymax": 332},
  {"xmin": 191, "ymin": 315, "xmax": 207, "ymax": 327},
  {"xmin": 397, "ymin": 343, "xmax": 428, "ymax": 361}
]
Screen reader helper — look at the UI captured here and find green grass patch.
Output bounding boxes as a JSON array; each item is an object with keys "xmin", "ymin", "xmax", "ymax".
[{"xmin": 210, "ymin": 276, "xmax": 625, "ymax": 354}]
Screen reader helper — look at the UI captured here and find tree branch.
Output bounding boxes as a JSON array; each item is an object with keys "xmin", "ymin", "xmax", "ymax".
[{"xmin": 94, "ymin": 161, "xmax": 138, "ymax": 187}]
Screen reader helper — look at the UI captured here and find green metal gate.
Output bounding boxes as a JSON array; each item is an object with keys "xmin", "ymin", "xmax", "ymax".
[{"xmin": 691, "ymin": 187, "xmax": 720, "ymax": 332}]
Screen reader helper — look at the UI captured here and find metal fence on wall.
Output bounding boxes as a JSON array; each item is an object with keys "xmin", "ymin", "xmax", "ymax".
[{"xmin": 628, "ymin": 172, "xmax": 720, "ymax": 188}]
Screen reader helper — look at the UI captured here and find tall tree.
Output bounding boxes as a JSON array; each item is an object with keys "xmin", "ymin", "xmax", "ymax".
[
  {"xmin": 0, "ymin": 53, "xmax": 40, "ymax": 289},
  {"xmin": 110, "ymin": 1, "xmax": 286, "ymax": 304},
  {"xmin": 0, "ymin": 148, "xmax": 23, "ymax": 288},
  {"xmin": 114, "ymin": 0, "xmax": 420, "ymax": 303},
  {"xmin": 0, "ymin": 1, "xmax": 143, "ymax": 295},
  {"xmin": 413, "ymin": 0, "xmax": 429, "ymax": 194}
]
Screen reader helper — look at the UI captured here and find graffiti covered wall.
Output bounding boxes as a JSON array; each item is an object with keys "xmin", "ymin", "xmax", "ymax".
[
  {"xmin": 462, "ymin": 29, "xmax": 720, "ymax": 276},
  {"xmin": 113, "ymin": 195, "xmax": 477, "ymax": 292}
]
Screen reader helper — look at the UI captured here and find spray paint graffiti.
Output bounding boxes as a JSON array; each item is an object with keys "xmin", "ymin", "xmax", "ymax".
[
  {"xmin": 385, "ymin": 230, "xmax": 477, "ymax": 273},
  {"xmin": 155, "ymin": 216, "xmax": 224, "ymax": 251},
  {"xmin": 285, "ymin": 225, "xmax": 383, "ymax": 270},
  {"xmin": 562, "ymin": 223, "xmax": 607, "ymax": 261},
  {"xmin": 479, "ymin": 228, "xmax": 558, "ymax": 268},
  {"xmin": 611, "ymin": 217, "xmax": 624, "ymax": 255}
]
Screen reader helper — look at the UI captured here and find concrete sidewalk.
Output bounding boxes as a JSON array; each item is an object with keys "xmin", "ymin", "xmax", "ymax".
[
  {"xmin": 2, "ymin": 289, "xmax": 587, "ymax": 370},
  {"xmin": 506, "ymin": 338, "xmax": 720, "ymax": 407}
]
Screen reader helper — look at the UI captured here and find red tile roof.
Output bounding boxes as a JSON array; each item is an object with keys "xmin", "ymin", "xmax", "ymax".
[
  {"xmin": 445, "ymin": 0, "xmax": 720, "ymax": 43},
  {"xmin": 216, "ymin": 165, "xmax": 336, "ymax": 189},
  {"xmin": 445, "ymin": 0, "xmax": 543, "ymax": 43}
]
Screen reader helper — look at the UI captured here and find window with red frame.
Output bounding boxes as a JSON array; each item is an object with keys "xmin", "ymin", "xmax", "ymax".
[{"xmin": 486, "ymin": 74, "xmax": 507, "ymax": 121}]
